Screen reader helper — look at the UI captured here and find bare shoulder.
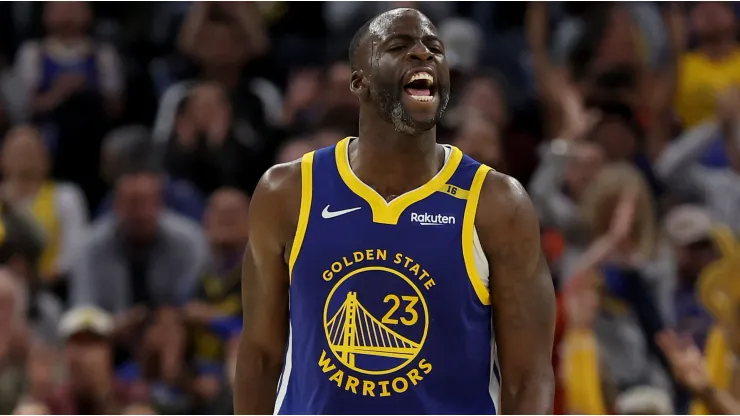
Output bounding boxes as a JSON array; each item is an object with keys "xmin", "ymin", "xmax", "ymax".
[
  {"xmin": 255, "ymin": 158, "xmax": 303, "ymax": 199},
  {"xmin": 474, "ymin": 169, "xmax": 543, "ymax": 282},
  {"xmin": 249, "ymin": 158, "xmax": 306, "ymax": 251},
  {"xmin": 475, "ymin": 170, "xmax": 538, "ymax": 237}
]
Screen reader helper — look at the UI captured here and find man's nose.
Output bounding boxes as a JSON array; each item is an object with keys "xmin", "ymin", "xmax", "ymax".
[{"xmin": 408, "ymin": 43, "xmax": 433, "ymax": 62}]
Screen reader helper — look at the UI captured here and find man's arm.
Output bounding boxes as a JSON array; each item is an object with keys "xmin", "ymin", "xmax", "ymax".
[
  {"xmin": 234, "ymin": 162, "xmax": 301, "ymax": 414},
  {"xmin": 477, "ymin": 171, "xmax": 556, "ymax": 414},
  {"xmin": 653, "ymin": 120, "xmax": 718, "ymax": 199}
]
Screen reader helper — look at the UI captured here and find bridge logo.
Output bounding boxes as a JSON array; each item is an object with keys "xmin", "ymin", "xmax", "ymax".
[{"xmin": 323, "ymin": 266, "xmax": 429, "ymax": 376}]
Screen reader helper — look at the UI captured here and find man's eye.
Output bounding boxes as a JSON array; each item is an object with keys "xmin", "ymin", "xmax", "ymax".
[
  {"xmin": 388, "ymin": 45, "xmax": 405, "ymax": 52},
  {"xmin": 430, "ymin": 47, "xmax": 443, "ymax": 54}
]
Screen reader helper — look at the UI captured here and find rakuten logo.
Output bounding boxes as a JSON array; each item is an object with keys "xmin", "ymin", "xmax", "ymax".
[{"xmin": 410, "ymin": 212, "xmax": 456, "ymax": 226}]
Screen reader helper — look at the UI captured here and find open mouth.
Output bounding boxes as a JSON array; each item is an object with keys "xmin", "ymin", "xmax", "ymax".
[{"xmin": 403, "ymin": 72, "xmax": 436, "ymax": 102}]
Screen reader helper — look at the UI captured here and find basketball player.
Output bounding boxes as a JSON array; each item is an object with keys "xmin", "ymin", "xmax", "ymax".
[{"xmin": 235, "ymin": 9, "xmax": 555, "ymax": 415}]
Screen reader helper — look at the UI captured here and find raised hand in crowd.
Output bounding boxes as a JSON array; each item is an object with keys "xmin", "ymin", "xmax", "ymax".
[
  {"xmin": 645, "ymin": 2, "xmax": 686, "ymax": 161},
  {"xmin": 525, "ymin": 1, "xmax": 572, "ymax": 138},
  {"xmin": 558, "ymin": 86, "xmax": 600, "ymax": 142},
  {"xmin": 657, "ymin": 330, "xmax": 740, "ymax": 415},
  {"xmin": 608, "ymin": 185, "xmax": 639, "ymax": 247},
  {"xmin": 574, "ymin": 182, "xmax": 639, "ymax": 275},
  {"xmin": 656, "ymin": 330, "xmax": 710, "ymax": 395}
]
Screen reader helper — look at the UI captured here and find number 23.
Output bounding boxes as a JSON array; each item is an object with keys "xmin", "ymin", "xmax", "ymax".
[{"xmin": 382, "ymin": 294, "xmax": 419, "ymax": 326}]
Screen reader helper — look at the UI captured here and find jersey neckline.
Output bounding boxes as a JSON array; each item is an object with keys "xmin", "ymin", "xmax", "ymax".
[{"xmin": 334, "ymin": 137, "xmax": 463, "ymax": 225}]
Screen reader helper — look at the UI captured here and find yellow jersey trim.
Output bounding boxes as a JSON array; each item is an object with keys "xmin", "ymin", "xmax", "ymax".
[
  {"xmin": 462, "ymin": 165, "xmax": 492, "ymax": 305},
  {"xmin": 288, "ymin": 151, "xmax": 315, "ymax": 283},
  {"xmin": 334, "ymin": 137, "xmax": 463, "ymax": 225},
  {"xmin": 438, "ymin": 184, "xmax": 469, "ymax": 200}
]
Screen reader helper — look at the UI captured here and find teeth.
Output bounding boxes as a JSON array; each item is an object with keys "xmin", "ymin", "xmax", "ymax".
[
  {"xmin": 409, "ymin": 72, "xmax": 434, "ymax": 85},
  {"xmin": 410, "ymin": 95, "xmax": 434, "ymax": 102}
]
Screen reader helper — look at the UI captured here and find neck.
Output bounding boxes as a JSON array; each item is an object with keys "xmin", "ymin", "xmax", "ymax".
[
  {"xmin": 50, "ymin": 32, "xmax": 86, "ymax": 44},
  {"xmin": 353, "ymin": 111, "xmax": 440, "ymax": 198},
  {"xmin": 203, "ymin": 65, "xmax": 241, "ymax": 89}
]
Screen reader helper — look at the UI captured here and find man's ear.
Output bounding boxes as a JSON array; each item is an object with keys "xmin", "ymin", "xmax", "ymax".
[{"xmin": 350, "ymin": 70, "xmax": 368, "ymax": 97}]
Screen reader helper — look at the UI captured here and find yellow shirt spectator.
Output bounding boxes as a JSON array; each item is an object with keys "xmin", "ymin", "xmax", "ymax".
[
  {"xmin": 676, "ymin": 50, "xmax": 740, "ymax": 128},
  {"xmin": 563, "ymin": 328, "xmax": 608, "ymax": 414}
]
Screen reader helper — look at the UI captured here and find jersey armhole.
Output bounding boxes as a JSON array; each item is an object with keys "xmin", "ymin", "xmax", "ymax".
[
  {"xmin": 288, "ymin": 151, "xmax": 315, "ymax": 283},
  {"xmin": 462, "ymin": 164, "xmax": 492, "ymax": 305}
]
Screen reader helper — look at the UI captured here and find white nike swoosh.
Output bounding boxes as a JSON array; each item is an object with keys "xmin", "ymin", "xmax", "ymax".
[{"xmin": 321, "ymin": 205, "xmax": 362, "ymax": 219}]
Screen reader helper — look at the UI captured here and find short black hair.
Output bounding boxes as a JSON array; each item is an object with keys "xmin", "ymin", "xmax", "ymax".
[
  {"xmin": 116, "ymin": 146, "xmax": 164, "ymax": 181},
  {"xmin": 349, "ymin": 17, "xmax": 375, "ymax": 71}
]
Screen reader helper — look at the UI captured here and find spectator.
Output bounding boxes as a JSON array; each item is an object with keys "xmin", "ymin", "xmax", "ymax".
[
  {"xmin": 70, "ymin": 162, "xmax": 207, "ymax": 323},
  {"xmin": 165, "ymin": 83, "xmax": 267, "ymax": 195},
  {"xmin": 689, "ymin": 227, "xmax": 740, "ymax": 414},
  {"xmin": 675, "ymin": 2, "xmax": 740, "ymax": 128},
  {"xmin": 576, "ymin": 163, "xmax": 673, "ymax": 394},
  {"xmin": 560, "ymin": 272, "xmax": 609, "ymax": 414},
  {"xmin": 0, "ymin": 125, "xmax": 88, "ymax": 292},
  {"xmin": 95, "ymin": 126, "xmax": 206, "ymax": 222},
  {"xmin": 658, "ymin": 329, "xmax": 740, "ymax": 415},
  {"xmin": 15, "ymin": 1, "xmax": 124, "ymax": 120},
  {"xmin": 662, "ymin": 205, "xmax": 720, "ymax": 349},
  {"xmin": 45, "ymin": 306, "xmax": 141, "ymax": 414},
  {"xmin": 657, "ymin": 87, "xmax": 740, "ymax": 228},
  {"xmin": 0, "ymin": 199, "xmax": 61, "ymax": 346},
  {"xmin": 529, "ymin": 88, "xmax": 604, "ymax": 278},
  {"xmin": 14, "ymin": 1, "xmax": 124, "ymax": 208},
  {"xmin": 175, "ymin": 2, "xmax": 273, "ymax": 136},
  {"xmin": 446, "ymin": 72, "xmax": 526, "ymax": 176},
  {"xmin": 70, "ymin": 162, "xmax": 206, "ymax": 399},
  {"xmin": 551, "ymin": 3, "xmax": 667, "ymax": 72},
  {"xmin": 185, "ymin": 188, "xmax": 249, "ymax": 414}
]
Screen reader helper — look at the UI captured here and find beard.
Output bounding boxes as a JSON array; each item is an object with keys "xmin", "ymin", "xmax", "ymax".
[{"xmin": 369, "ymin": 76, "xmax": 450, "ymax": 135}]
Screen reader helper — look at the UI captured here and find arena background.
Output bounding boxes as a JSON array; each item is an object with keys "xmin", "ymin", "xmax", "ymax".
[{"xmin": 1, "ymin": 1, "xmax": 740, "ymax": 414}]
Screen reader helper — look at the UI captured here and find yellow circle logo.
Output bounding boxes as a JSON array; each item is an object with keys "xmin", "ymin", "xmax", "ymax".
[{"xmin": 323, "ymin": 266, "xmax": 429, "ymax": 376}]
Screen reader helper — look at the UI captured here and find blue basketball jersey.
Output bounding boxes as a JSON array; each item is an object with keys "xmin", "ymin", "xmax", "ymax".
[{"xmin": 275, "ymin": 137, "xmax": 500, "ymax": 415}]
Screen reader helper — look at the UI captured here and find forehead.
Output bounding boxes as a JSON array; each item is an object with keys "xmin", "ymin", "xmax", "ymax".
[
  {"xmin": 118, "ymin": 175, "xmax": 161, "ymax": 195},
  {"xmin": 369, "ymin": 9, "xmax": 437, "ymax": 41},
  {"xmin": 4, "ymin": 129, "xmax": 42, "ymax": 150}
]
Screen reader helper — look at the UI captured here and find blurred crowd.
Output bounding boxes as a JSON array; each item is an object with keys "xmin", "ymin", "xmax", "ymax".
[{"xmin": 1, "ymin": 1, "xmax": 740, "ymax": 415}]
